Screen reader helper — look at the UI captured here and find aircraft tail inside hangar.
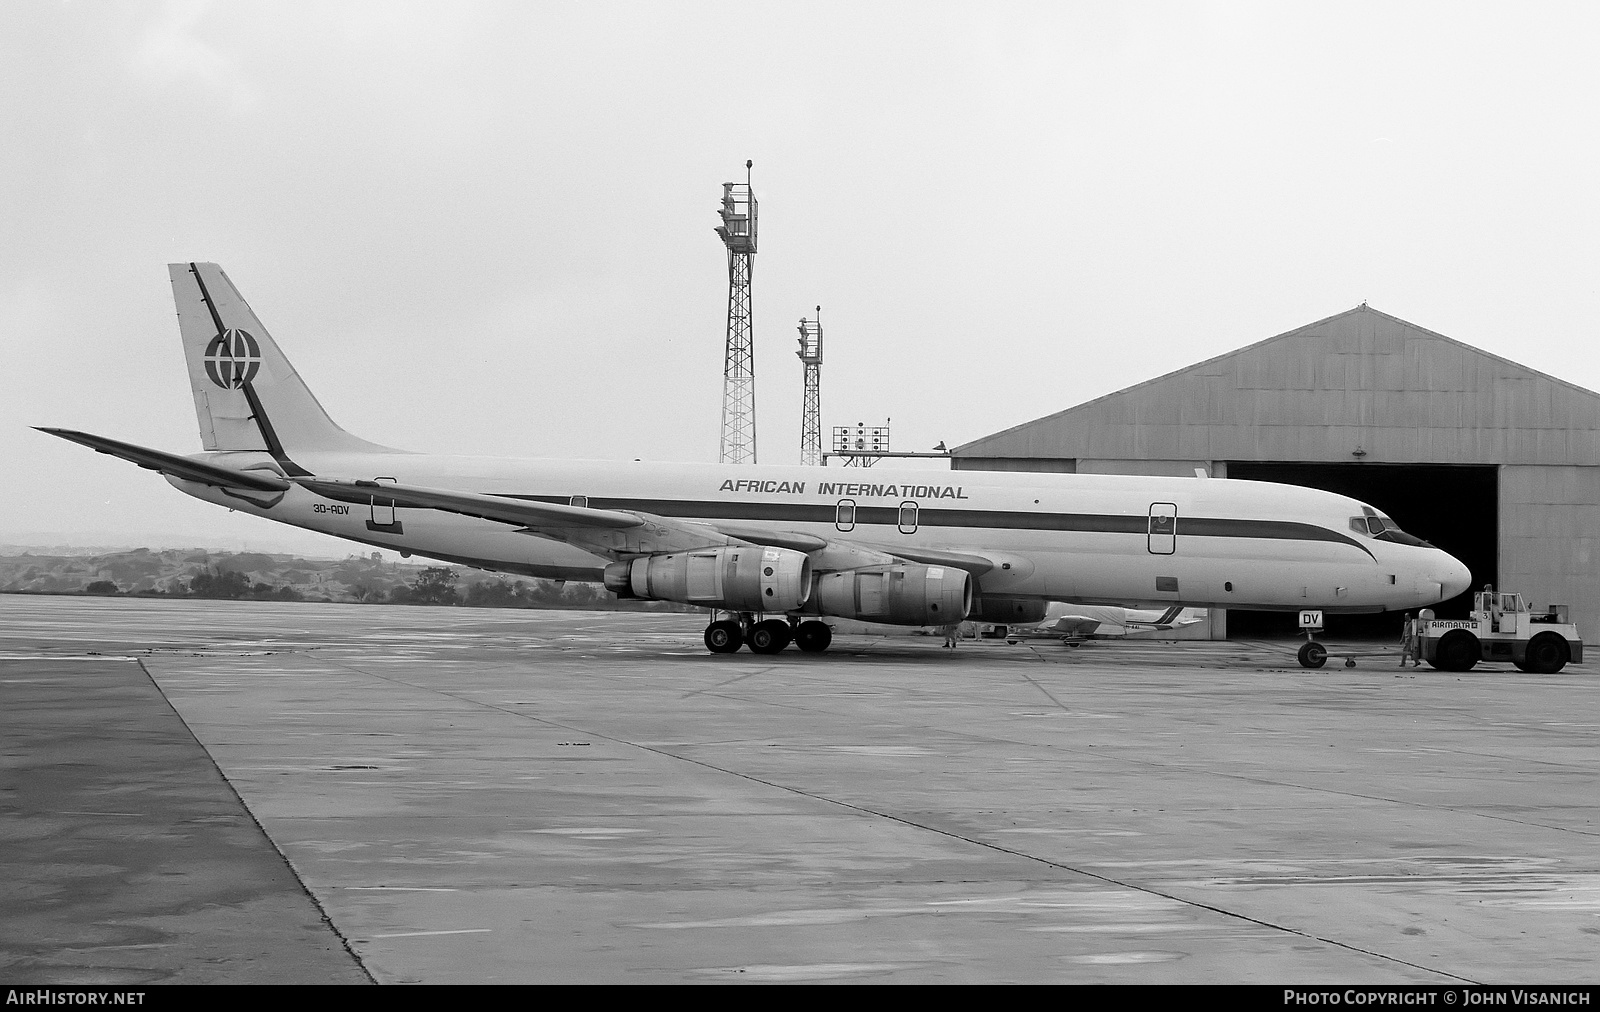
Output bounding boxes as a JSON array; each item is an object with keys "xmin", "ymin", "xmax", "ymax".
[{"xmin": 952, "ymin": 305, "xmax": 1600, "ymax": 640}]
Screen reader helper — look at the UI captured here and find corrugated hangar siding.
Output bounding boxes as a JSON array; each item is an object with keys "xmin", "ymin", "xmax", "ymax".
[
  {"xmin": 955, "ymin": 306, "xmax": 1600, "ymax": 464},
  {"xmin": 953, "ymin": 306, "xmax": 1600, "ymax": 640},
  {"xmin": 1501, "ymin": 467, "xmax": 1600, "ymax": 622}
]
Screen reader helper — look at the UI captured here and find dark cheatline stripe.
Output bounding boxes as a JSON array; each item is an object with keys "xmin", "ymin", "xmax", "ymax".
[{"xmin": 502, "ymin": 495, "xmax": 1375, "ymax": 557}]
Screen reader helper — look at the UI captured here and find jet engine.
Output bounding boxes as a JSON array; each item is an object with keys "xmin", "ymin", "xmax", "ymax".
[
  {"xmin": 969, "ymin": 595, "xmax": 1049, "ymax": 624},
  {"xmin": 811, "ymin": 564, "xmax": 972, "ymax": 625},
  {"xmin": 604, "ymin": 546, "xmax": 811, "ymax": 612}
]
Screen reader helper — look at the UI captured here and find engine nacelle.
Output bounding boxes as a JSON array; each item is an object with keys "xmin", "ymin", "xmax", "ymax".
[
  {"xmin": 969, "ymin": 595, "xmax": 1049, "ymax": 624},
  {"xmin": 811, "ymin": 564, "xmax": 972, "ymax": 625},
  {"xmin": 603, "ymin": 546, "xmax": 811, "ymax": 612}
]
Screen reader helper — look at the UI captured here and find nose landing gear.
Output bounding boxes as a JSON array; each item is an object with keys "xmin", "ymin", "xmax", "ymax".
[{"xmin": 1297, "ymin": 640, "xmax": 1328, "ymax": 669}]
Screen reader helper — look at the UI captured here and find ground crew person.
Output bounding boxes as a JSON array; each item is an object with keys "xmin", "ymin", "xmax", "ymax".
[{"xmin": 1400, "ymin": 613, "xmax": 1419, "ymax": 667}]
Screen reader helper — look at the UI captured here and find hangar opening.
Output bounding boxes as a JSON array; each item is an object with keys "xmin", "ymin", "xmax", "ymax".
[{"xmin": 1224, "ymin": 462, "xmax": 1497, "ymax": 638}]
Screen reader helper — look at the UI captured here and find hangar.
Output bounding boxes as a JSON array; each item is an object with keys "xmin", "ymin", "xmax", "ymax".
[{"xmin": 951, "ymin": 306, "xmax": 1600, "ymax": 640}]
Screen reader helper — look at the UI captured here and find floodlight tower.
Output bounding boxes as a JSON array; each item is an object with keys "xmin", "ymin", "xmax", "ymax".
[
  {"xmin": 796, "ymin": 306, "xmax": 823, "ymax": 466},
  {"xmin": 714, "ymin": 160, "xmax": 758, "ymax": 464}
]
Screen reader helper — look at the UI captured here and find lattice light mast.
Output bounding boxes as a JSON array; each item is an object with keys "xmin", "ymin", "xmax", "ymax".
[
  {"xmin": 796, "ymin": 306, "xmax": 823, "ymax": 466},
  {"xmin": 831, "ymin": 420, "xmax": 890, "ymax": 468},
  {"xmin": 714, "ymin": 161, "xmax": 758, "ymax": 464}
]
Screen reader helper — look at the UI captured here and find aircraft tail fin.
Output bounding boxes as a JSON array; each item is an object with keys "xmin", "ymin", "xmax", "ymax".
[{"xmin": 169, "ymin": 263, "xmax": 390, "ymax": 466}]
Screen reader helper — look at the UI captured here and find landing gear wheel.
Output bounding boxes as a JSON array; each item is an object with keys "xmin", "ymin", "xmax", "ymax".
[
  {"xmin": 748, "ymin": 619, "xmax": 792, "ymax": 655},
  {"xmin": 1297, "ymin": 641, "xmax": 1328, "ymax": 669},
  {"xmin": 794, "ymin": 620, "xmax": 833, "ymax": 653},
  {"xmin": 1430, "ymin": 629, "xmax": 1480, "ymax": 672},
  {"xmin": 1521, "ymin": 632, "xmax": 1569, "ymax": 674},
  {"xmin": 704, "ymin": 620, "xmax": 744, "ymax": 654}
]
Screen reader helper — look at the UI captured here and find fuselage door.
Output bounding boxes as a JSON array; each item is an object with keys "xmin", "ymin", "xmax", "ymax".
[{"xmin": 1148, "ymin": 502, "xmax": 1177, "ymax": 555}]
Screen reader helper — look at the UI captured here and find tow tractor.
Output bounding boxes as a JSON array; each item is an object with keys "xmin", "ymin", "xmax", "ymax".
[{"xmin": 1420, "ymin": 586, "xmax": 1583, "ymax": 673}]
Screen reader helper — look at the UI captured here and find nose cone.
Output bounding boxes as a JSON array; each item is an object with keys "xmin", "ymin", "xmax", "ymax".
[{"xmin": 1436, "ymin": 552, "xmax": 1472, "ymax": 602}]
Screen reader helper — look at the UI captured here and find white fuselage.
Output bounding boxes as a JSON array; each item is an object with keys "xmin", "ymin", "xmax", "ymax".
[{"xmin": 171, "ymin": 450, "xmax": 1470, "ymax": 614}]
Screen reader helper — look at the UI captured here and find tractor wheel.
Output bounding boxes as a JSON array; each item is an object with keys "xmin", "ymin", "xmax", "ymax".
[
  {"xmin": 1430, "ymin": 629, "xmax": 1480, "ymax": 672},
  {"xmin": 1522, "ymin": 632, "xmax": 1569, "ymax": 674}
]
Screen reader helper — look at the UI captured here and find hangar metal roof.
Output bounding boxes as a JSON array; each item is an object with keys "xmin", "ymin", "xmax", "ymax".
[{"xmin": 953, "ymin": 306, "xmax": 1600, "ymax": 465}]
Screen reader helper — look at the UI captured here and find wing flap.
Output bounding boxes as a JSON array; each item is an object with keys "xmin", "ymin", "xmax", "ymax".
[
  {"xmin": 712, "ymin": 521, "xmax": 829, "ymax": 553},
  {"xmin": 37, "ymin": 428, "xmax": 292, "ymax": 492},
  {"xmin": 846, "ymin": 540, "xmax": 997, "ymax": 575},
  {"xmin": 710, "ymin": 520, "xmax": 1000, "ymax": 575}
]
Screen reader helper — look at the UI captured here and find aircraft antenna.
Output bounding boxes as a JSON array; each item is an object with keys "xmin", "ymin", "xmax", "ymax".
[
  {"xmin": 714, "ymin": 160, "xmax": 758, "ymax": 464},
  {"xmin": 796, "ymin": 306, "xmax": 823, "ymax": 465}
]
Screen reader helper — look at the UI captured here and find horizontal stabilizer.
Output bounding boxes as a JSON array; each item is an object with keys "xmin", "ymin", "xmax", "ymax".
[
  {"xmin": 296, "ymin": 478, "xmax": 644, "ymax": 530},
  {"xmin": 36, "ymin": 428, "xmax": 291, "ymax": 492}
]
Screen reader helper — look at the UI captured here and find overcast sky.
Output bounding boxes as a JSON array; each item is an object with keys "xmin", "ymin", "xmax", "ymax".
[{"xmin": 4, "ymin": 1, "xmax": 1599, "ymax": 556}]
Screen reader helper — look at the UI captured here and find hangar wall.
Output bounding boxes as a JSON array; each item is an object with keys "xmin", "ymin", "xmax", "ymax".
[
  {"xmin": 952, "ymin": 306, "xmax": 1600, "ymax": 641},
  {"xmin": 1500, "ymin": 466, "xmax": 1600, "ymax": 622}
]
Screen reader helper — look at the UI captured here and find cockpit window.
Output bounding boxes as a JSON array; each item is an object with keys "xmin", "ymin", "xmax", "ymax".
[{"xmin": 1348, "ymin": 507, "xmax": 1431, "ymax": 547}]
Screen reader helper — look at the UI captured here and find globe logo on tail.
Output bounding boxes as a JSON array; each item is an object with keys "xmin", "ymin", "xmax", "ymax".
[{"xmin": 204, "ymin": 329, "xmax": 262, "ymax": 389}]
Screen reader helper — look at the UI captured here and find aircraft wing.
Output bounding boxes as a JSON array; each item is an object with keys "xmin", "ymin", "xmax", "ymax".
[
  {"xmin": 710, "ymin": 522, "xmax": 996, "ymax": 574},
  {"xmin": 711, "ymin": 521, "xmax": 828, "ymax": 553},
  {"xmin": 294, "ymin": 478, "xmax": 645, "ymax": 530},
  {"xmin": 297, "ymin": 479, "xmax": 1005, "ymax": 574},
  {"xmin": 36, "ymin": 428, "xmax": 292, "ymax": 492},
  {"xmin": 851, "ymin": 540, "xmax": 997, "ymax": 575}
]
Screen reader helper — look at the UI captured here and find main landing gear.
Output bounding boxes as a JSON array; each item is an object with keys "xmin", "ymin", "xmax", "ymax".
[{"xmin": 703, "ymin": 614, "xmax": 832, "ymax": 654}]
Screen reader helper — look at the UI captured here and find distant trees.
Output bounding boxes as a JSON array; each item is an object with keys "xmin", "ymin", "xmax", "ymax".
[
  {"xmin": 463, "ymin": 577, "xmax": 526, "ymax": 608},
  {"xmin": 6, "ymin": 554, "xmax": 688, "ymax": 612},
  {"xmin": 376, "ymin": 570, "xmax": 644, "ymax": 610},
  {"xmin": 251, "ymin": 582, "xmax": 305, "ymax": 602},
  {"xmin": 394, "ymin": 566, "xmax": 459, "ymax": 606},
  {"xmin": 185, "ymin": 566, "xmax": 302, "ymax": 601},
  {"xmin": 188, "ymin": 567, "xmax": 252, "ymax": 599}
]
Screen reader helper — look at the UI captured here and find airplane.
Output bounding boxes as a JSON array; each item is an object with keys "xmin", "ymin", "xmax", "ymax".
[
  {"xmin": 988, "ymin": 604, "xmax": 1206, "ymax": 644},
  {"xmin": 39, "ymin": 263, "xmax": 1472, "ymax": 656}
]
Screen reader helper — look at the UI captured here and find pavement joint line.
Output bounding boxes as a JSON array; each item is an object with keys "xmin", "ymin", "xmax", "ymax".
[
  {"xmin": 291, "ymin": 646, "xmax": 1600, "ymax": 843},
  {"xmin": 644, "ymin": 754, "xmax": 1485, "ymax": 986},
  {"xmin": 1010, "ymin": 666, "xmax": 1074, "ymax": 711},
  {"xmin": 293, "ymin": 652, "xmax": 1480, "ymax": 984},
  {"xmin": 561, "ymin": 663, "xmax": 1600, "ymax": 839},
  {"xmin": 129, "ymin": 656, "xmax": 378, "ymax": 985},
  {"xmin": 678, "ymin": 664, "xmax": 776, "ymax": 700},
  {"xmin": 0, "ymin": 653, "xmax": 142, "ymax": 661}
]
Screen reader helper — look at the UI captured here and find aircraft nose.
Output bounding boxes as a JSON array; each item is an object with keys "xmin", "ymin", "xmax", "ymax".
[{"xmin": 1437, "ymin": 553, "xmax": 1471, "ymax": 601}]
